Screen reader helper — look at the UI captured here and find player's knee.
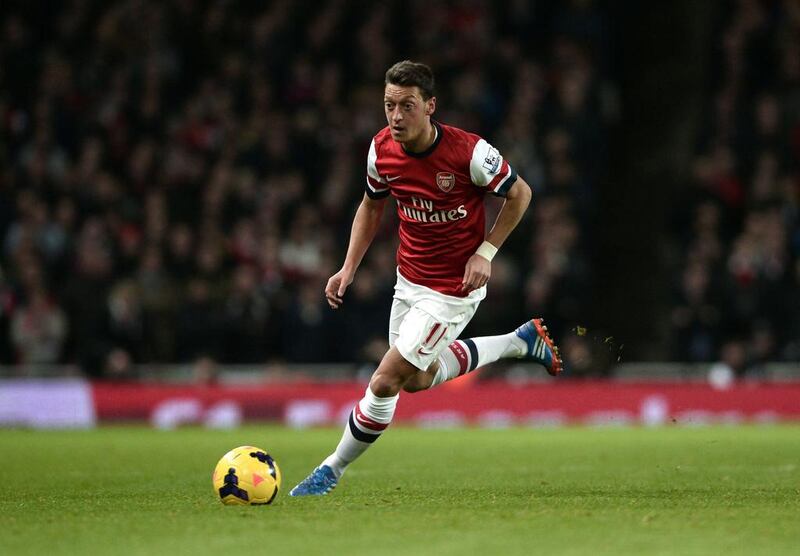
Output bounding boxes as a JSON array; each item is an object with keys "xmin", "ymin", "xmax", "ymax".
[{"xmin": 369, "ymin": 371, "xmax": 405, "ymax": 397}]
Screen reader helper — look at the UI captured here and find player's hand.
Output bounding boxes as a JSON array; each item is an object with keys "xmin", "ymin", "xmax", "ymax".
[
  {"xmin": 461, "ymin": 253, "xmax": 491, "ymax": 293},
  {"xmin": 325, "ymin": 268, "xmax": 355, "ymax": 309}
]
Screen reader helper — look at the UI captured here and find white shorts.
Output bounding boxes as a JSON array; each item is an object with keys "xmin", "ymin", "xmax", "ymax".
[{"xmin": 389, "ymin": 269, "xmax": 485, "ymax": 371}]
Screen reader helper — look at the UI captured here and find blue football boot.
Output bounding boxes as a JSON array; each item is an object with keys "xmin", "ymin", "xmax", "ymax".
[
  {"xmin": 289, "ymin": 465, "xmax": 338, "ymax": 496},
  {"xmin": 514, "ymin": 318, "xmax": 563, "ymax": 376}
]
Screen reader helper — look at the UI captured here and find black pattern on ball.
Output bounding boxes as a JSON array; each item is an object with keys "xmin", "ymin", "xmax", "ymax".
[
  {"xmin": 250, "ymin": 451, "xmax": 278, "ymax": 478},
  {"xmin": 218, "ymin": 467, "xmax": 249, "ymax": 501}
]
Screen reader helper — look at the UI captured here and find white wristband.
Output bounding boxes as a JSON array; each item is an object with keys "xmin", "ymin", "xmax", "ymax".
[{"xmin": 475, "ymin": 241, "xmax": 498, "ymax": 262}]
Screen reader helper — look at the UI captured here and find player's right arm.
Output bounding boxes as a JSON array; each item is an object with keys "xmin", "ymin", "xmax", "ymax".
[{"xmin": 325, "ymin": 193, "xmax": 387, "ymax": 309}]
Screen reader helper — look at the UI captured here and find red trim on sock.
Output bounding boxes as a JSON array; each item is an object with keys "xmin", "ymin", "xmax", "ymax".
[
  {"xmin": 354, "ymin": 404, "xmax": 389, "ymax": 431},
  {"xmin": 449, "ymin": 341, "xmax": 470, "ymax": 375}
]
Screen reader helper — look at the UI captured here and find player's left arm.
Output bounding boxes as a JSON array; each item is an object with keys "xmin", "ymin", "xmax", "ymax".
[{"xmin": 461, "ymin": 177, "xmax": 532, "ymax": 292}]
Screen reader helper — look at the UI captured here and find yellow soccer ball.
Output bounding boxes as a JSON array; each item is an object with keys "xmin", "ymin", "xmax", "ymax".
[{"xmin": 212, "ymin": 446, "xmax": 282, "ymax": 505}]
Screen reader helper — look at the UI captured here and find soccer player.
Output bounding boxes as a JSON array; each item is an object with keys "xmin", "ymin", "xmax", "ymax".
[{"xmin": 290, "ymin": 61, "xmax": 562, "ymax": 496}]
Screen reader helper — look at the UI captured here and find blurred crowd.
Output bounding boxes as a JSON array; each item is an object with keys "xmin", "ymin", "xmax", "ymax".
[
  {"xmin": 668, "ymin": 0, "xmax": 800, "ymax": 374},
  {"xmin": 0, "ymin": 0, "xmax": 615, "ymax": 376}
]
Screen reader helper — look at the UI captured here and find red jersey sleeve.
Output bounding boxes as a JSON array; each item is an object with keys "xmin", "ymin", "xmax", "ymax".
[{"xmin": 365, "ymin": 138, "xmax": 391, "ymax": 199}]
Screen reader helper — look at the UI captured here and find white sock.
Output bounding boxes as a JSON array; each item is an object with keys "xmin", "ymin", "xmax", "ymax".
[
  {"xmin": 430, "ymin": 344, "xmax": 460, "ymax": 386},
  {"xmin": 321, "ymin": 386, "xmax": 398, "ymax": 478},
  {"xmin": 431, "ymin": 333, "xmax": 526, "ymax": 386}
]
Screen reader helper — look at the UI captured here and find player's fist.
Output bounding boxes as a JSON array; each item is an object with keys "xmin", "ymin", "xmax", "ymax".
[
  {"xmin": 461, "ymin": 253, "xmax": 491, "ymax": 292},
  {"xmin": 325, "ymin": 268, "xmax": 355, "ymax": 309}
]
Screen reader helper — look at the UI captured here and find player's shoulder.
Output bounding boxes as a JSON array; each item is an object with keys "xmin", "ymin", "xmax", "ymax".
[
  {"xmin": 438, "ymin": 121, "xmax": 480, "ymax": 142},
  {"xmin": 438, "ymin": 121, "xmax": 482, "ymax": 155},
  {"xmin": 372, "ymin": 126, "xmax": 394, "ymax": 154}
]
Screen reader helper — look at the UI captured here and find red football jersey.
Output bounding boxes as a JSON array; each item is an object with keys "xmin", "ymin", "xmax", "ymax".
[{"xmin": 365, "ymin": 121, "xmax": 518, "ymax": 297}]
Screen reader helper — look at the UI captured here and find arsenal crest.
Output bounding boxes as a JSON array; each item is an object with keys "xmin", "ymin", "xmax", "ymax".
[{"xmin": 436, "ymin": 172, "xmax": 455, "ymax": 192}]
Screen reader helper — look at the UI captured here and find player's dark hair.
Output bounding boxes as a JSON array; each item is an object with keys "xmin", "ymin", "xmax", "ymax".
[{"xmin": 385, "ymin": 60, "xmax": 435, "ymax": 100}]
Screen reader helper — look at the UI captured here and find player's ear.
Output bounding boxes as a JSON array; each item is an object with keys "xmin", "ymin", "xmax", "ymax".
[{"xmin": 425, "ymin": 96, "xmax": 436, "ymax": 116}]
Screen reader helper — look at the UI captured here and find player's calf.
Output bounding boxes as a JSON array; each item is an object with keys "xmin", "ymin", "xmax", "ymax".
[{"xmin": 402, "ymin": 361, "xmax": 439, "ymax": 392}]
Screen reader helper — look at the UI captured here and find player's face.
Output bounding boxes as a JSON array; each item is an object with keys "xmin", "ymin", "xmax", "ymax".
[{"xmin": 384, "ymin": 84, "xmax": 435, "ymax": 145}]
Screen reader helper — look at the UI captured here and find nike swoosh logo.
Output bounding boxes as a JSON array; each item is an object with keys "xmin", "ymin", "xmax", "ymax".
[
  {"xmin": 385, "ymin": 175, "xmax": 402, "ymax": 182},
  {"xmin": 354, "ymin": 413, "xmax": 372, "ymax": 426},
  {"xmin": 417, "ymin": 348, "xmax": 433, "ymax": 356}
]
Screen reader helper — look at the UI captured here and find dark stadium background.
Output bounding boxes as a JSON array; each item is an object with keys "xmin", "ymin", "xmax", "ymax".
[
  {"xmin": 0, "ymin": 0, "xmax": 798, "ymax": 383},
  {"xmin": 2, "ymin": 5, "xmax": 799, "ymax": 554}
]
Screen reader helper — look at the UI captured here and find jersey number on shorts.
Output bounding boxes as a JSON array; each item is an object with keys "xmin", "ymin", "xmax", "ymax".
[{"xmin": 417, "ymin": 323, "xmax": 449, "ymax": 356}]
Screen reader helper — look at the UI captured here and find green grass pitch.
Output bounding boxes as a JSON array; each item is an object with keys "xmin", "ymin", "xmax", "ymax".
[{"xmin": 1, "ymin": 425, "xmax": 798, "ymax": 555}]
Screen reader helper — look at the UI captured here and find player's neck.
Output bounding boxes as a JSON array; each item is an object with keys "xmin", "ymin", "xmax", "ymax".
[{"xmin": 402, "ymin": 121, "xmax": 437, "ymax": 154}]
